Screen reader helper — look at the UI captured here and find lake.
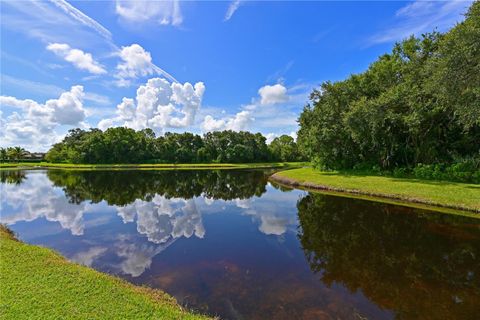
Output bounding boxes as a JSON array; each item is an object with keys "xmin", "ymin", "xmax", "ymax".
[{"xmin": 1, "ymin": 169, "xmax": 479, "ymax": 319}]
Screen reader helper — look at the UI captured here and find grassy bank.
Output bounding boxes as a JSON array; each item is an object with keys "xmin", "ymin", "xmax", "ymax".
[
  {"xmin": 0, "ymin": 225, "xmax": 211, "ymax": 320},
  {"xmin": 271, "ymin": 168, "xmax": 480, "ymax": 214},
  {"xmin": 0, "ymin": 162, "xmax": 306, "ymax": 170}
]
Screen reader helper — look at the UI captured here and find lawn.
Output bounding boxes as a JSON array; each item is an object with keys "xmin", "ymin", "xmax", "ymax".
[
  {"xmin": 271, "ymin": 168, "xmax": 480, "ymax": 214},
  {"xmin": 0, "ymin": 225, "xmax": 211, "ymax": 320},
  {"xmin": 0, "ymin": 162, "xmax": 307, "ymax": 170}
]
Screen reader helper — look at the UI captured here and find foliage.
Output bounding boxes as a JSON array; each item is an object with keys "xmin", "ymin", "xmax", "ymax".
[
  {"xmin": 0, "ymin": 170, "xmax": 26, "ymax": 185},
  {"xmin": 0, "ymin": 147, "xmax": 28, "ymax": 162},
  {"xmin": 44, "ymin": 128, "xmax": 302, "ymax": 164},
  {"xmin": 268, "ymin": 135, "xmax": 301, "ymax": 162},
  {"xmin": 297, "ymin": 2, "xmax": 480, "ymax": 174}
]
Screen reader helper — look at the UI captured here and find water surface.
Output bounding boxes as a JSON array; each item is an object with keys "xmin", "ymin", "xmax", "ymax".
[{"xmin": 1, "ymin": 169, "xmax": 479, "ymax": 319}]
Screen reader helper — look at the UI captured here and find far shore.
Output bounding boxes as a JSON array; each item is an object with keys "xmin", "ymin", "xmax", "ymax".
[{"xmin": 0, "ymin": 161, "xmax": 308, "ymax": 170}]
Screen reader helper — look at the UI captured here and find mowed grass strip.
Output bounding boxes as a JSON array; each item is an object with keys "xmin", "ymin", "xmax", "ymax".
[
  {"xmin": 0, "ymin": 226, "xmax": 211, "ymax": 320},
  {"xmin": 271, "ymin": 168, "xmax": 480, "ymax": 213},
  {"xmin": 0, "ymin": 162, "xmax": 307, "ymax": 170}
]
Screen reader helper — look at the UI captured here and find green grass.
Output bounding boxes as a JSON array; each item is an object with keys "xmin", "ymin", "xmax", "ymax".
[
  {"xmin": 0, "ymin": 161, "xmax": 307, "ymax": 170},
  {"xmin": 0, "ymin": 225, "xmax": 211, "ymax": 320},
  {"xmin": 271, "ymin": 168, "xmax": 480, "ymax": 214}
]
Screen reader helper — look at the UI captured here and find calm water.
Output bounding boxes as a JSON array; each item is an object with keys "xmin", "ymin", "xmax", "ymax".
[{"xmin": 1, "ymin": 169, "xmax": 479, "ymax": 319}]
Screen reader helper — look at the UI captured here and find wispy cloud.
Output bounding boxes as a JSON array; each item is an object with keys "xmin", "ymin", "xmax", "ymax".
[
  {"xmin": 1, "ymin": 74, "xmax": 64, "ymax": 97},
  {"xmin": 115, "ymin": 0, "xmax": 183, "ymax": 26},
  {"xmin": 1, "ymin": 74, "xmax": 111, "ymax": 106},
  {"xmin": 48, "ymin": 0, "xmax": 112, "ymax": 40},
  {"xmin": 369, "ymin": 0, "xmax": 472, "ymax": 45},
  {"xmin": 224, "ymin": 0, "xmax": 242, "ymax": 21},
  {"xmin": 1, "ymin": 0, "xmax": 116, "ymax": 49}
]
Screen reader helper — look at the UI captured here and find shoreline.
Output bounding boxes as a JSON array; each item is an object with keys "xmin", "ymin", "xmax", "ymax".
[
  {"xmin": 0, "ymin": 162, "xmax": 306, "ymax": 171},
  {"xmin": 269, "ymin": 169, "xmax": 480, "ymax": 215},
  {"xmin": 0, "ymin": 225, "xmax": 211, "ymax": 319}
]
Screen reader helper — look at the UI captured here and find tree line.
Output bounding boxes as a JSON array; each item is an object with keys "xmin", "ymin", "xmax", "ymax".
[
  {"xmin": 0, "ymin": 147, "xmax": 45, "ymax": 162},
  {"xmin": 44, "ymin": 127, "xmax": 302, "ymax": 164},
  {"xmin": 297, "ymin": 2, "xmax": 479, "ymax": 182}
]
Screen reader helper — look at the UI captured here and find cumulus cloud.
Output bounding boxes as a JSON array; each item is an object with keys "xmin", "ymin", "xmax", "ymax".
[
  {"xmin": 224, "ymin": 0, "xmax": 242, "ymax": 21},
  {"xmin": 99, "ymin": 77, "xmax": 205, "ymax": 132},
  {"xmin": 115, "ymin": 44, "xmax": 177, "ymax": 86},
  {"xmin": 201, "ymin": 82, "xmax": 298, "ymax": 134},
  {"xmin": 258, "ymin": 84, "xmax": 289, "ymax": 105},
  {"xmin": 47, "ymin": 43, "xmax": 106, "ymax": 74},
  {"xmin": 201, "ymin": 110, "xmax": 253, "ymax": 132},
  {"xmin": 0, "ymin": 86, "xmax": 87, "ymax": 150},
  {"xmin": 116, "ymin": 0, "xmax": 182, "ymax": 26},
  {"xmin": 265, "ymin": 131, "xmax": 297, "ymax": 144}
]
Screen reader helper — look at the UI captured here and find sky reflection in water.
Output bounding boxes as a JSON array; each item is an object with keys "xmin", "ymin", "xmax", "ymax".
[{"xmin": 1, "ymin": 170, "xmax": 479, "ymax": 320}]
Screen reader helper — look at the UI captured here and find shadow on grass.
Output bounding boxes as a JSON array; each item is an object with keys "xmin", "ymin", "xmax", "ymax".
[{"xmin": 330, "ymin": 170, "xmax": 476, "ymax": 187}]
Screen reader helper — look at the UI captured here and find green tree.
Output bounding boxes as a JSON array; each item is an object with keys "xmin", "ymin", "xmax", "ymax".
[
  {"xmin": 7, "ymin": 146, "xmax": 27, "ymax": 162},
  {"xmin": 268, "ymin": 135, "xmax": 300, "ymax": 162},
  {"xmin": 0, "ymin": 148, "xmax": 7, "ymax": 162},
  {"xmin": 297, "ymin": 2, "xmax": 480, "ymax": 171}
]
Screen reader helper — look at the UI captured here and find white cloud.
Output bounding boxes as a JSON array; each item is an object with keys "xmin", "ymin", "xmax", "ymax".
[
  {"xmin": 0, "ymin": 86, "xmax": 87, "ymax": 150},
  {"xmin": 258, "ymin": 84, "xmax": 289, "ymax": 105},
  {"xmin": 47, "ymin": 43, "xmax": 106, "ymax": 74},
  {"xmin": 225, "ymin": 0, "xmax": 242, "ymax": 21},
  {"xmin": 369, "ymin": 0, "xmax": 472, "ymax": 44},
  {"xmin": 200, "ymin": 82, "xmax": 307, "ymax": 135},
  {"xmin": 115, "ymin": 44, "xmax": 177, "ymax": 87},
  {"xmin": 201, "ymin": 110, "xmax": 253, "ymax": 132},
  {"xmin": 99, "ymin": 77, "xmax": 205, "ymax": 132},
  {"xmin": 1, "ymin": 74, "xmax": 111, "ymax": 107},
  {"xmin": 265, "ymin": 133, "xmax": 277, "ymax": 144},
  {"xmin": 290, "ymin": 131, "xmax": 297, "ymax": 141},
  {"xmin": 1, "ymin": 0, "xmax": 115, "ymax": 49},
  {"xmin": 115, "ymin": 0, "xmax": 182, "ymax": 26}
]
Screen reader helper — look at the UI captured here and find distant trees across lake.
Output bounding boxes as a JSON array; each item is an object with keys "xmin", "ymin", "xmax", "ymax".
[
  {"xmin": 0, "ymin": 147, "xmax": 45, "ymax": 162},
  {"xmin": 43, "ymin": 127, "xmax": 303, "ymax": 164},
  {"xmin": 297, "ymin": 2, "xmax": 479, "ymax": 179}
]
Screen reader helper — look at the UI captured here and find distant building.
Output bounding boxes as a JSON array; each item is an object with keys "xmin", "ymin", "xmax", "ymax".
[{"xmin": 23, "ymin": 152, "xmax": 45, "ymax": 161}]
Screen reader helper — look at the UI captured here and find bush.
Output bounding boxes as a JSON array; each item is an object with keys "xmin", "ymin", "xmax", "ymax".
[{"xmin": 411, "ymin": 157, "xmax": 480, "ymax": 183}]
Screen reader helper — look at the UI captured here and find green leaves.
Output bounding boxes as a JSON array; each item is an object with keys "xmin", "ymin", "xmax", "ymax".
[{"xmin": 298, "ymin": 2, "xmax": 480, "ymax": 171}]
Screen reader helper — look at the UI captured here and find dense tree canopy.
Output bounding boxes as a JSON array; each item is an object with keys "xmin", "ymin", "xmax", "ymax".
[
  {"xmin": 44, "ymin": 127, "xmax": 301, "ymax": 164},
  {"xmin": 297, "ymin": 2, "xmax": 480, "ymax": 172},
  {"xmin": 268, "ymin": 135, "xmax": 301, "ymax": 162}
]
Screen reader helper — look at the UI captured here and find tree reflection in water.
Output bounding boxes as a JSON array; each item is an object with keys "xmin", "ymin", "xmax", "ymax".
[
  {"xmin": 2, "ymin": 169, "xmax": 480, "ymax": 319},
  {"xmin": 1, "ymin": 170, "xmax": 26, "ymax": 185},
  {"xmin": 297, "ymin": 193, "xmax": 480, "ymax": 319},
  {"xmin": 46, "ymin": 169, "xmax": 269, "ymax": 205}
]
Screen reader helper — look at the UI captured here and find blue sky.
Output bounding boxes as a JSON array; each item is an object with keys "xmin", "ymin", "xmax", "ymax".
[{"xmin": 0, "ymin": 0, "xmax": 473, "ymax": 151}]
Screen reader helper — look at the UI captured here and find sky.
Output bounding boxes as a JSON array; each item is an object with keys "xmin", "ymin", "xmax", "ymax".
[{"xmin": 0, "ymin": 0, "xmax": 473, "ymax": 151}]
